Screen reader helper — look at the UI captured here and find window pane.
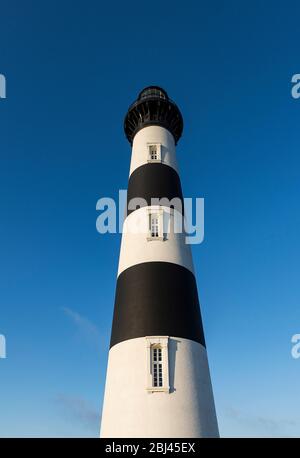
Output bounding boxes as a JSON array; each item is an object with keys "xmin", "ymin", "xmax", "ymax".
[
  {"xmin": 150, "ymin": 215, "xmax": 159, "ymax": 237},
  {"xmin": 149, "ymin": 144, "xmax": 157, "ymax": 160},
  {"xmin": 151, "ymin": 346, "xmax": 163, "ymax": 388}
]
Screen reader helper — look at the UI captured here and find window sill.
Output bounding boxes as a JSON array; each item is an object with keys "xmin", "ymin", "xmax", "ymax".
[
  {"xmin": 147, "ymin": 159, "xmax": 162, "ymax": 164},
  {"xmin": 147, "ymin": 236, "xmax": 163, "ymax": 242},
  {"xmin": 146, "ymin": 387, "xmax": 170, "ymax": 393}
]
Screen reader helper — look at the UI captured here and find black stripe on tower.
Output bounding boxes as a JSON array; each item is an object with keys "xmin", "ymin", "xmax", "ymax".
[
  {"xmin": 127, "ymin": 163, "xmax": 184, "ymax": 216},
  {"xmin": 110, "ymin": 262, "xmax": 206, "ymax": 349}
]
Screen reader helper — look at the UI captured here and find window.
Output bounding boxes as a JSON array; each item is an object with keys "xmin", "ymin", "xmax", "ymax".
[
  {"xmin": 150, "ymin": 214, "xmax": 159, "ymax": 238},
  {"xmin": 152, "ymin": 347, "xmax": 163, "ymax": 387},
  {"xmin": 147, "ymin": 143, "xmax": 161, "ymax": 163},
  {"xmin": 147, "ymin": 209, "xmax": 163, "ymax": 241},
  {"xmin": 146, "ymin": 337, "xmax": 169, "ymax": 393},
  {"xmin": 149, "ymin": 145, "xmax": 158, "ymax": 161},
  {"xmin": 140, "ymin": 88, "xmax": 167, "ymax": 100}
]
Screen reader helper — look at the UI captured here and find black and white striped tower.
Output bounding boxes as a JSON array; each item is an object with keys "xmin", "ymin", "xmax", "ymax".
[{"xmin": 100, "ymin": 86, "xmax": 219, "ymax": 438}]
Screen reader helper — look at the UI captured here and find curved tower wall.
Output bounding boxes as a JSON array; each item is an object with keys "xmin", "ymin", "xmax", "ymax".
[{"xmin": 100, "ymin": 87, "xmax": 219, "ymax": 438}]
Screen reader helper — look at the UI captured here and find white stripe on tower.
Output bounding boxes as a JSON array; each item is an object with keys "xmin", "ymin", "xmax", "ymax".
[
  {"xmin": 129, "ymin": 125, "xmax": 179, "ymax": 176},
  {"xmin": 100, "ymin": 86, "xmax": 219, "ymax": 438}
]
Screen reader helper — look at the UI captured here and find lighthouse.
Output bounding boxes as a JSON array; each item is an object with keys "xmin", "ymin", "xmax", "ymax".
[{"xmin": 100, "ymin": 86, "xmax": 219, "ymax": 438}]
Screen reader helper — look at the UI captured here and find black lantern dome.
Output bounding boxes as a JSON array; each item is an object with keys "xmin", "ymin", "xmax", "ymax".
[{"xmin": 124, "ymin": 86, "xmax": 183, "ymax": 145}]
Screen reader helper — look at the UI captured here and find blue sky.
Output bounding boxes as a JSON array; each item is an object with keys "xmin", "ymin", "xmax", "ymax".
[{"xmin": 0, "ymin": 0, "xmax": 300, "ymax": 437}]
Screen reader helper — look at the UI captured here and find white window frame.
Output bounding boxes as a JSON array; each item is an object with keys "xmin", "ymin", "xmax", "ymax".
[
  {"xmin": 147, "ymin": 143, "xmax": 162, "ymax": 163},
  {"xmin": 147, "ymin": 208, "xmax": 164, "ymax": 241},
  {"xmin": 146, "ymin": 336, "xmax": 170, "ymax": 393}
]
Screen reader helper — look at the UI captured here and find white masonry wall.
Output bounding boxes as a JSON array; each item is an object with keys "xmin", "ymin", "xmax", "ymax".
[
  {"xmin": 129, "ymin": 125, "xmax": 178, "ymax": 176},
  {"xmin": 100, "ymin": 337, "xmax": 219, "ymax": 438},
  {"xmin": 118, "ymin": 206, "xmax": 194, "ymax": 276}
]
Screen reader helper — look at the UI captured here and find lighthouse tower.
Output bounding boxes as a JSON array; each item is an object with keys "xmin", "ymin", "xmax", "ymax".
[{"xmin": 100, "ymin": 87, "xmax": 219, "ymax": 438}]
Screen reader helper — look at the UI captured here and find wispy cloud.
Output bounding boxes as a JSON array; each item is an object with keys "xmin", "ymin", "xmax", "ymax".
[
  {"xmin": 61, "ymin": 306, "xmax": 108, "ymax": 352},
  {"xmin": 55, "ymin": 393, "xmax": 100, "ymax": 432},
  {"xmin": 225, "ymin": 406, "xmax": 299, "ymax": 438}
]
